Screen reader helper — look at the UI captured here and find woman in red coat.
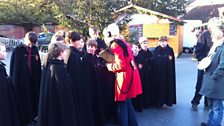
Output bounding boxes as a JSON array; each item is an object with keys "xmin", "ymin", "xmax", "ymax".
[{"xmin": 104, "ymin": 23, "xmax": 142, "ymax": 126}]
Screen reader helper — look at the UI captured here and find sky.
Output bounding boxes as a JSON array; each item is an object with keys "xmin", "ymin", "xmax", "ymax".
[{"xmin": 186, "ymin": 0, "xmax": 224, "ymax": 12}]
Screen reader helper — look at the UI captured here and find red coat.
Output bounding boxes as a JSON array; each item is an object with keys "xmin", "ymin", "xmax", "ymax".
[{"xmin": 107, "ymin": 39, "xmax": 142, "ymax": 101}]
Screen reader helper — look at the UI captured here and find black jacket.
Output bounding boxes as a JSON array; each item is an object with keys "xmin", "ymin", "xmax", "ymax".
[{"xmin": 195, "ymin": 30, "xmax": 213, "ymax": 61}]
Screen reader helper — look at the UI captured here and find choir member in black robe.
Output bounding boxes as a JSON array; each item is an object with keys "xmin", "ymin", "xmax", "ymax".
[
  {"xmin": 10, "ymin": 31, "xmax": 41, "ymax": 125},
  {"xmin": 137, "ymin": 37, "xmax": 154, "ymax": 108},
  {"xmin": 82, "ymin": 39, "xmax": 108, "ymax": 126},
  {"xmin": 38, "ymin": 42, "xmax": 78, "ymax": 126},
  {"xmin": 89, "ymin": 25, "xmax": 108, "ymax": 55},
  {"xmin": 131, "ymin": 43, "xmax": 144, "ymax": 112},
  {"xmin": 0, "ymin": 43, "xmax": 22, "ymax": 126},
  {"xmin": 64, "ymin": 31, "xmax": 95, "ymax": 126},
  {"xmin": 153, "ymin": 36, "xmax": 176, "ymax": 107}
]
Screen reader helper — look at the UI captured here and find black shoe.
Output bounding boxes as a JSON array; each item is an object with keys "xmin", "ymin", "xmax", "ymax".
[
  {"xmin": 204, "ymin": 104, "xmax": 209, "ymax": 110},
  {"xmin": 204, "ymin": 106, "xmax": 209, "ymax": 110},
  {"xmin": 191, "ymin": 104, "xmax": 198, "ymax": 111},
  {"xmin": 200, "ymin": 122, "xmax": 207, "ymax": 126}
]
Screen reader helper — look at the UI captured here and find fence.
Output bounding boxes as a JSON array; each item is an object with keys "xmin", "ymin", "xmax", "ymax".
[{"xmin": 0, "ymin": 37, "xmax": 23, "ymax": 50}]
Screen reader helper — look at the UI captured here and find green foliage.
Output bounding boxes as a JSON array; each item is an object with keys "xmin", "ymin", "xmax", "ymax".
[
  {"xmin": 0, "ymin": 0, "xmax": 187, "ymax": 36},
  {"xmin": 52, "ymin": 0, "xmax": 114, "ymax": 35},
  {"xmin": 0, "ymin": 0, "xmax": 56, "ymax": 31}
]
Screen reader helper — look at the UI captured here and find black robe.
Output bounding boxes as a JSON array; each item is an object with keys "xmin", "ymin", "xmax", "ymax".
[
  {"xmin": 153, "ymin": 45, "xmax": 176, "ymax": 106},
  {"xmin": 37, "ymin": 59, "xmax": 78, "ymax": 126},
  {"xmin": 95, "ymin": 38, "xmax": 108, "ymax": 55},
  {"xmin": 132, "ymin": 49, "xmax": 154, "ymax": 111},
  {"xmin": 0, "ymin": 62, "xmax": 22, "ymax": 126},
  {"xmin": 10, "ymin": 44, "xmax": 41, "ymax": 124},
  {"xmin": 64, "ymin": 46, "xmax": 95, "ymax": 126},
  {"xmin": 82, "ymin": 54, "xmax": 108, "ymax": 126}
]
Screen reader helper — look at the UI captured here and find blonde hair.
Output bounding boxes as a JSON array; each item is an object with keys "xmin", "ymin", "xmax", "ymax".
[{"xmin": 48, "ymin": 42, "xmax": 67, "ymax": 58}]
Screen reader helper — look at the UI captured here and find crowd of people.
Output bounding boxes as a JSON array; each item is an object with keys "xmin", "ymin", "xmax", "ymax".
[
  {"xmin": 1, "ymin": 21, "xmax": 224, "ymax": 126},
  {"xmin": 0, "ymin": 23, "xmax": 176, "ymax": 126}
]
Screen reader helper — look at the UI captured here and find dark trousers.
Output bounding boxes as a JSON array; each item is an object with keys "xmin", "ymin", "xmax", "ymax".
[
  {"xmin": 117, "ymin": 99, "xmax": 138, "ymax": 126},
  {"xmin": 191, "ymin": 69, "xmax": 208, "ymax": 106}
]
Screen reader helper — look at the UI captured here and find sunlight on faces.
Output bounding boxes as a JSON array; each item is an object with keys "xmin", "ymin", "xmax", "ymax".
[
  {"xmin": 72, "ymin": 39, "xmax": 82, "ymax": 49},
  {"xmin": 140, "ymin": 41, "xmax": 148, "ymax": 50},
  {"xmin": 211, "ymin": 27, "xmax": 224, "ymax": 43},
  {"xmin": 80, "ymin": 39, "xmax": 84, "ymax": 48},
  {"xmin": 159, "ymin": 40, "xmax": 168, "ymax": 48},
  {"xmin": 0, "ymin": 44, "xmax": 7, "ymax": 60},
  {"xmin": 87, "ymin": 45, "xmax": 97, "ymax": 55},
  {"xmin": 132, "ymin": 44, "xmax": 140, "ymax": 56}
]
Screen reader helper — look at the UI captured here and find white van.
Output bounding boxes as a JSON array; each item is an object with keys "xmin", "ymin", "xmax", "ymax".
[{"xmin": 183, "ymin": 20, "xmax": 202, "ymax": 53}]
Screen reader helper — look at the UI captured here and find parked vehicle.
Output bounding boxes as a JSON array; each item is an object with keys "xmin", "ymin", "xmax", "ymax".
[
  {"xmin": 37, "ymin": 32, "xmax": 53, "ymax": 47},
  {"xmin": 183, "ymin": 20, "xmax": 202, "ymax": 53},
  {"xmin": 39, "ymin": 44, "xmax": 48, "ymax": 66}
]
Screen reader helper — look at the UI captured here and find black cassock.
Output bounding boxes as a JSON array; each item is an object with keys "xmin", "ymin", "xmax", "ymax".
[
  {"xmin": 132, "ymin": 49, "xmax": 154, "ymax": 111},
  {"xmin": 153, "ymin": 45, "xmax": 176, "ymax": 106},
  {"xmin": 38, "ymin": 59, "xmax": 78, "ymax": 126},
  {"xmin": 82, "ymin": 54, "xmax": 108, "ymax": 126},
  {"xmin": 64, "ymin": 46, "xmax": 95, "ymax": 126},
  {"xmin": 10, "ymin": 44, "xmax": 41, "ymax": 124},
  {"xmin": 0, "ymin": 62, "xmax": 22, "ymax": 126}
]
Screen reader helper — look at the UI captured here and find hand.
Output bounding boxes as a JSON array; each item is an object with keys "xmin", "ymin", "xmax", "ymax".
[
  {"xmin": 168, "ymin": 55, "xmax": 173, "ymax": 60},
  {"xmin": 138, "ymin": 64, "xmax": 143, "ymax": 69}
]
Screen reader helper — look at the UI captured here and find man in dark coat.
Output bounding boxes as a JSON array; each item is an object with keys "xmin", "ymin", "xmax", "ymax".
[
  {"xmin": 191, "ymin": 25, "xmax": 213, "ymax": 111},
  {"xmin": 64, "ymin": 31, "xmax": 95, "ymax": 126},
  {"xmin": 10, "ymin": 31, "xmax": 41, "ymax": 125},
  {"xmin": 38, "ymin": 42, "xmax": 78, "ymax": 126},
  {"xmin": 0, "ymin": 43, "xmax": 22, "ymax": 126},
  {"xmin": 153, "ymin": 36, "xmax": 176, "ymax": 107}
]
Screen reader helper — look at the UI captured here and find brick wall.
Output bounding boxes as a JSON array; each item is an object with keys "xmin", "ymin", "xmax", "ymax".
[
  {"xmin": 0, "ymin": 25, "xmax": 26, "ymax": 39},
  {"xmin": 0, "ymin": 25, "xmax": 65, "ymax": 39}
]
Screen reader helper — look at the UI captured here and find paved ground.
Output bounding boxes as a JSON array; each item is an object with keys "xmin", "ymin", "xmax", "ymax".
[
  {"xmin": 3, "ymin": 51, "xmax": 223, "ymax": 126},
  {"xmin": 105, "ymin": 53, "xmax": 223, "ymax": 126}
]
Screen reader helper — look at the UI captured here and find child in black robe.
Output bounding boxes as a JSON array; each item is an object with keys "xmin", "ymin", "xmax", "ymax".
[
  {"xmin": 10, "ymin": 31, "xmax": 41, "ymax": 125},
  {"xmin": 38, "ymin": 42, "xmax": 78, "ymax": 126},
  {"xmin": 0, "ymin": 43, "xmax": 22, "ymax": 126},
  {"xmin": 82, "ymin": 39, "xmax": 107, "ymax": 126},
  {"xmin": 153, "ymin": 36, "xmax": 176, "ymax": 107},
  {"xmin": 137, "ymin": 37, "xmax": 154, "ymax": 108},
  {"xmin": 64, "ymin": 31, "xmax": 95, "ymax": 126}
]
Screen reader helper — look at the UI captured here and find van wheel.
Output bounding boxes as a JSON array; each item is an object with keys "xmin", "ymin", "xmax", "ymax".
[{"xmin": 183, "ymin": 48, "xmax": 192, "ymax": 53}]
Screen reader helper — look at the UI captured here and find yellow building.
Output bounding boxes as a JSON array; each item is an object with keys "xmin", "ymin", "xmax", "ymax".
[{"xmin": 115, "ymin": 4, "xmax": 184, "ymax": 57}]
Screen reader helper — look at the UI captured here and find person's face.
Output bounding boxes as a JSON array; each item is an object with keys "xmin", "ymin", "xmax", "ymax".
[
  {"xmin": 72, "ymin": 39, "xmax": 82, "ymax": 49},
  {"xmin": 86, "ymin": 45, "xmax": 96, "ymax": 55},
  {"xmin": 0, "ymin": 45, "xmax": 7, "ymax": 60},
  {"xmin": 159, "ymin": 40, "xmax": 168, "ymax": 48},
  {"xmin": 140, "ymin": 41, "xmax": 148, "ymax": 50},
  {"xmin": 78, "ymin": 39, "xmax": 84, "ymax": 51},
  {"xmin": 89, "ymin": 29, "xmax": 98, "ymax": 38},
  {"xmin": 24, "ymin": 34, "xmax": 30, "ymax": 45},
  {"xmin": 132, "ymin": 45, "xmax": 140, "ymax": 56},
  {"xmin": 211, "ymin": 27, "xmax": 223, "ymax": 43}
]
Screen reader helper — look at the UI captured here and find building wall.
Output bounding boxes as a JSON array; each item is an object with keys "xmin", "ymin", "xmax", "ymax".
[
  {"xmin": 142, "ymin": 23, "xmax": 183, "ymax": 57},
  {"xmin": 0, "ymin": 25, "xmax": 26, "ymax": 39},
  {"xmin": 0, "ymin": 25, "xmax": 66, "ymax": 39}
]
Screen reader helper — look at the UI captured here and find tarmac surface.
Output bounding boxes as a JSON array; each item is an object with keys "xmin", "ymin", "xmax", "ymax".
[{"xmin": 3, "ymin": 51, "xmax": 224, "ymax": 126}]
